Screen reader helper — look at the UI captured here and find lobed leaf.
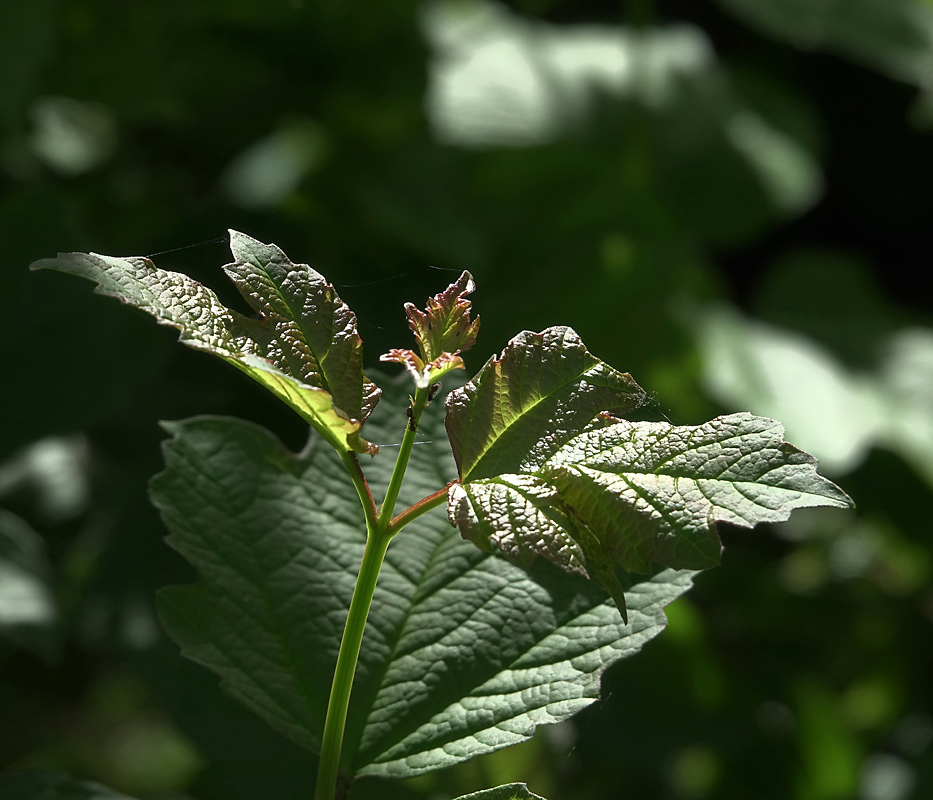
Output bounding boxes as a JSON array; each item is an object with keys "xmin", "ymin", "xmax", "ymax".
[
  {"xmin": 30, "ymin": 231, "xmax": 380, "ymax": 455},
  {"xmin": 151, "ymin": 378, "xmax": 692, "ymax": 779}
]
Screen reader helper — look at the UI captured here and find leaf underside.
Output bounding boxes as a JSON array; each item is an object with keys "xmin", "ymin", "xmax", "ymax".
[
  {"xmin": 151, "ymin": 377, "xmax": 693, "ymax": 779},
  {"xmin": 446, "ymin": 326, "xmax": 853, "ymax": 621},
  {"xmin": 30, "ymin": 231, "xmax": 380, "ymax": 454}
]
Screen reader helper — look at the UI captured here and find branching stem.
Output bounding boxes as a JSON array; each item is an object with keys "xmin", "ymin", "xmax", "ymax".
[
  {"xmin": 315, "ymin": 384, "xmax": 435, "ymax": 800},
  {"xmin": 377, "ymin": 384, "xmax": 431, "ymax": 530},
  {"xmin": 387, "ymin": 484, "xmax": 451, "ymax": 535}
]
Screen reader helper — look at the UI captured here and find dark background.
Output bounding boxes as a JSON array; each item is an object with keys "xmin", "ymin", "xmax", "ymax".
[{"xmin": 2, "ymin": 1, "xmax": 932, "ymax": 798}]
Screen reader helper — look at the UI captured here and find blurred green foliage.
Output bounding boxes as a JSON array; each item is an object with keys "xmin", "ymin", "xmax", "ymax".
[{"xmin": 1, "ymin": 1, "xmax": 932, "ymax": 798}]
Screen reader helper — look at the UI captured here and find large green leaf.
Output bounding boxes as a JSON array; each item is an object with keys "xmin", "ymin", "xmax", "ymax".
[
  {"xmin": 454, "ymin": 784, "xmax": 546, "ymax": 800},
  {"xmin": 30, "ymin": 231, "xmax": 380, "ymax": 455},
  {"xmin": 0, "ymin": 771, "xmax": 135, "ymax": 800},
  {"xmin": 151, "ymin": 378, "xmax": 692, "ymax": 780},
  {"xmin": 448, "ymin": 328, "xmax": 854, "ymax": 621}
]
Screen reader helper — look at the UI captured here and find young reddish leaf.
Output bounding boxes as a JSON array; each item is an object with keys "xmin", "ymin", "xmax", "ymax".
[
  {"xmin": 30, "ymin": 231, "xmax": 380, "ymax": 455},
  {"xmin": 380, "ymin": 349, "xmax": 466, "ymax": 389},
  {"xmin": 408, "ymin": 269, "xmax": 479, "ymax": 362},
  {"xmin": 381, "ymin": 271, "xmax": 479, "ymax": 387}
]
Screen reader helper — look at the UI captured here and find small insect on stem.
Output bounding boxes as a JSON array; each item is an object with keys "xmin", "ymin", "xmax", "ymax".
[
  {"xmin": 427, "ymin": 382, "xmax": 441, "ymax": 403},
  {"xmin": 405, "ymin": 404, "xmax": 416, "ymax": 432}
]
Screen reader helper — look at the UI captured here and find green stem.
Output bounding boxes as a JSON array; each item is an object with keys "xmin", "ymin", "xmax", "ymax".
[
  {"xmin": 377, "ymin": 385, "xmax": 430, "ymax": 529},
  {"xmin": 314, "ymin": 527, "xmax": 390, "ymax": 800},
  {"xmin": 387, "ymin": 484, "xmax": 451, "ymax": 536},
  {"xmin": 315, "ymin": 387, "xmax": 435, "ymax": 800},
  {"xmin": 341, "ymin": 450, "xmax": 378, "ymax": 532}
]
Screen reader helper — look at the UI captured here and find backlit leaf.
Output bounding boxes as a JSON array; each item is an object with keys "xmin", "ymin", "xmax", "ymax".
[
  {"xmin": 407, "ymin": 269, "xmax": 479, "ymax": 363},
  {"xmin": 445, "ymin": 326, "xmax": 648, "ymax": 482}
]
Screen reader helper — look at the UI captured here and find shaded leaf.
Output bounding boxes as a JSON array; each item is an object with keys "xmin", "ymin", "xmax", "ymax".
[
  {"xmin": 0, "ymin": 510, "xmax": 57, "ymax": 660},
  {"xmin": 454, "ymin": 784, "xmax": 546, "ymax": 800},
  {"xmin": 0, "ymin": 771, "xmax": 135, "ymax": 800},
  {"xmin": 152, "ymin": 378, "xmax": 692, "ymax": 779},
  {"xmin": 445, "ymin": 326, "xmax": 648, "ymax": 482},
  {"xmin": 30, "ymin": 231, "xmax": 380, "ymax": 455}
]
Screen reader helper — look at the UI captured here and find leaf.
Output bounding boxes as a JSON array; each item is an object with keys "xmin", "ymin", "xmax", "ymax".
[
  {"xmin": 450, "ymin": 409, "xmax": 854, "ymax": 622},
  {"xmin": 30, "ymin": 231, "xmax": 380, "ymax": 455},
  {"xmin": 151, "ymin": 377, "xmax": 693, "ymax": 779},
  {"xmin": 693, "ymin": 304, "xmax": 933, "ymax": 488},
  {"xmin": 445, "ymin": 326, "xmax": 648, "ymax": 482},
  {"xmin": 381, "ymin": 270, "xmax": 480, "ymax": 388},
  {"xmin": 0, "ymin": 510, "xmax": 58, "ymax": 660},
  {"xmin": 715, "ymin": 0, "xmax": 933, "ymax": 88},
  {"xmin": 453, "ymin": 784, "xmax": 547, "ymax": 800},
  {"xmin": 407, "ymin": 269, "xmax": 480, "ymax": 362},
  {"xmin": 0, "ymin": 771, "xmax": 136, "ymax": 800}
]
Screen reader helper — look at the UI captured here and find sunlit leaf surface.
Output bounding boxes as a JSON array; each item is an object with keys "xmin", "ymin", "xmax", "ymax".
[
  {"xmin": 449, "ymin": 327, "xmax": 853, "ymax": 621},
  {"xmin": 446, "ymin": 326, "xmax": 647, "ymax": 482},
  {"xmin": 694, "ymin": 304, "xmax": 933, "ymax": 488}
]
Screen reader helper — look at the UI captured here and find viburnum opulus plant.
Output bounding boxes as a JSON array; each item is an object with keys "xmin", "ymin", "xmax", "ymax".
[{"xmin": 30, "ymin": 232, "xmax": 852, "ymax": 800}]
